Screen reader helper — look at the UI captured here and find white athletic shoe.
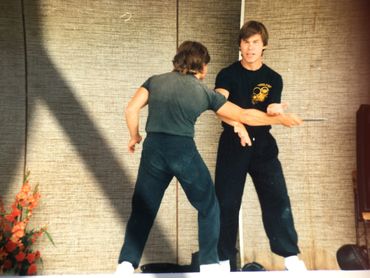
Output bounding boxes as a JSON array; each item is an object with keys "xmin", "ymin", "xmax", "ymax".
[
  {"xmin": 200, "ymin": 263, "xmax": 222, "ymax": 272},
  {"xmin": 115, "ymin": 261, "xmax": 134, "ymax": 275},
  {"xmin": 219, "ymin": 260, "xmax": 231, "ymax": 272},
  {"xmin": 284, "ymin": 255, "xmax": 307, "ymax": 271}
]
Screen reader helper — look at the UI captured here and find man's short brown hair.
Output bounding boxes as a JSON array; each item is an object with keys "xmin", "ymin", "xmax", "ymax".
[
  {"xmin": 173, "ymin": 41, "xmax": 210, "ymax": 74},
  {"xmin": 238, "ymin": 20, "xmax": 269, "ymax": 46}
]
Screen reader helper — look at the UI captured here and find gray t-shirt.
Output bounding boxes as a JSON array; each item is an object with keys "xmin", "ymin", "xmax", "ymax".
[{"xmin": 142, "ymin": 71, "xmax": 227, "ymax": 137}]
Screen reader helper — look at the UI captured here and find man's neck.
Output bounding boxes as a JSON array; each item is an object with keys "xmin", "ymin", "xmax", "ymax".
[{"xmin": 240, "ymin": 59, "xmax": 263, "ymax": 71}]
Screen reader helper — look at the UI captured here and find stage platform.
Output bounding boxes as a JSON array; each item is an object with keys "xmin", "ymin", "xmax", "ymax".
[{"xmin": 2, "ymin": 271, "xmax": 370, "ymax": 278}]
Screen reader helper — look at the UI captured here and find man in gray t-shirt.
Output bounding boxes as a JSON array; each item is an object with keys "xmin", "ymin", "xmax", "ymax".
[
  {"xmin": 143, "ymin": 71, "xmax": 226, "ymax": 137},
  {"xmin": 116, "ymin": 41, "xmax": 301, "ymax": 275}
]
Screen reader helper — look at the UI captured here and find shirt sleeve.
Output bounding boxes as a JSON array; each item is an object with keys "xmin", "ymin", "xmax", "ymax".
[
  {"xmin": 215, "ymin": 68, "xmax": 232, "ymax": 92},
  {"xmin": 141, "ymin": 77, "xmax": 151, "ymax": 91},
  {"xmin": 267, "ymin": 73, "xmax": 283, "ymax": 104},
  {"xmin": 206, "ymin": 87, "xmax": 227, "ymax": 112}
]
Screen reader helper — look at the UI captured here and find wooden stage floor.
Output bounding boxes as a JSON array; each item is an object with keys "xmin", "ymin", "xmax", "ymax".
[{"xmin": 2, "ymin": 271, "xmax": 370, "ymax": 278}]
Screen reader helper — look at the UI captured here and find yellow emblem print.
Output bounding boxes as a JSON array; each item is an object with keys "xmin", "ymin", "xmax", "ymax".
[{"xmin": 252, "ymin": 83, "xmax": 271, "ymax": 104}]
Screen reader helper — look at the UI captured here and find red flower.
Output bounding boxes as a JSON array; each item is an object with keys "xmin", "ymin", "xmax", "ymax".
[
  {"xmin": 0, "ymin": 248, "xmax": 7, "ymax": 260},
  {"xmin": 5, "ymin": 213, "xmax": 16, "ymax": 223},
  {"xmin": 11, "ymin": 204, "xmax": 22, "ymax": 216},
  {"xmin": 23, "ymin": 181, "xmax": 31, "ymax": 193},
  {"xmin": 28, "ymin": 192, "xmax": 41, "ymax": 210},
  {"xmin": 3, "ymin": 223, "xmax": 12, "ymax": 232},
  {"xmin": 5, "ymin": 240, "xmax": 17, "ymax": 252},
  {"xmin": 0, "ymin": 172, "xmax": 52, "ymax": 275},
  {"xmin": 3, "ymin": 259, "xmax": 13, "ymax": 270},
  {"xmin": 27, "ymin": 252, "xmax": 36, "ymax": 264},
  {"xmin": 31, "ymin": 230, "xmax": 43, "ymax": 243},
  {"xmin": 27, "ymin": 263, "xmax": 37, "ymax": 275},
  {"xmin": 11, "ymin": 221, "xmax": 26, "ymax": 241},
  {"xmin": 15, "ymin": 251, "xmax": 26, "ymax": 262},
  {"xmin": 16, "ymin": 191, "xmax": 27, "ymax": 202},
  {"xmin": 0, "ymin": 198, "xmax": 5, "ymax": 213}
]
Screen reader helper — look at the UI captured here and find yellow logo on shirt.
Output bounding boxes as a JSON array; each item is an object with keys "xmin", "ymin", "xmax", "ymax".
[{"xmin": 252, "ymin": 83, "xmax": 271, "ymax": 104}]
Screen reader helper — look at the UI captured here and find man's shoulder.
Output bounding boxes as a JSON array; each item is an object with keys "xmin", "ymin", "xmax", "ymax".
[
  {"xmin": 262, "ymin": 64, "xmax": 282, "ymax": 79},
  {"xmin": 144, "ymin": 71, "xmax": 168, "ymax": 82},
  {"xmin": 148, "ymin": 71, "xmax": 188, "ymax": 86},
  {"xmin": 152, "ymin": 71, "xmax": 176, "ymax": 80},
  {"xmin": 221, "ymin": 61, "xmax": 240, "ymax": 71},
  {"xmin": 217, "ymin": 61, "xmax": 240, "ymax": 77}
]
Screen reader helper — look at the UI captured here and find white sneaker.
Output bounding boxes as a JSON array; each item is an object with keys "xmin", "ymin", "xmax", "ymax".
[
  {"xmin": 115, "ymin": 261, "xmax": 134, "ymax": 275},
  {"xmin": 284, "ymin": 255, "xmax": 307, "ymax": 271},
  {"xmin": 200, "ymin": 263, "xmax": 222, "ymax": 272},
  {"xmin": 219, "ymin": 260, "xmax": 231, "ymax": 272}
]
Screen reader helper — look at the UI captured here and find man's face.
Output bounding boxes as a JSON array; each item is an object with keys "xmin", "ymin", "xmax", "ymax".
[
  {"xmin": 239, "ymin": 33, "xmax": 266, "ymax": 66},
  {"xmin": 198, "ymin": 64, "xmax": 208, "ymax": 80}
]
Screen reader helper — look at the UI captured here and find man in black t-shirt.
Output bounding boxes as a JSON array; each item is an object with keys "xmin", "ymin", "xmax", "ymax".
[{"xmin": 214, "ymin": 21, "xmax": 307, "ymax": 271}]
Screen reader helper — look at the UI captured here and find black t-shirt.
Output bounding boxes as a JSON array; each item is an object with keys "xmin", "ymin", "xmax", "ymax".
[
  {"xmin": 142, "ymin": 71, "xmax": 227, "ymax": 137},
  {"xmin": 215, "ymin": 61, "xmax": 283, "ymax": 136}
]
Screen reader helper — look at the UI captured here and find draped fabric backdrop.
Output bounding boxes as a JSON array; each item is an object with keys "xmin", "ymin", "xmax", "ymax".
[{"xmin": 0, "ymin": 0, "xmax": 369, "ymax": 273}]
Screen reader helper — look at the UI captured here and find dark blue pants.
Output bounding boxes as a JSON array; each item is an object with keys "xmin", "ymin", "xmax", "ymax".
[
  {"xmin": 119, "ymin": 133, "xmax": 220, "ymax": 268},
  {"xmin": 215, "ymin": 131, "xmax": 300, "ymax": 269}
]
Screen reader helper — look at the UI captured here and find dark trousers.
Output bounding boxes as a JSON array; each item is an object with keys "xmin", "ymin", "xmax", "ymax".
[
  {"xmin": 215, "ymin": 131, "xmax": 300, "ymax": 268},
  {"xmin": 118, "ymin": 133, "xmax": 220, "ymax": 268}
]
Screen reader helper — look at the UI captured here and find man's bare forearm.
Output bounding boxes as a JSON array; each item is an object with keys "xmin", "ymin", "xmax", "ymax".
[
  {"xmin": 124, "ymin": 87, "xmax": 149, "ymax": 139},
  {"xmin": 125, "ymin": 108, "xmax": 140, "ymax": 139},
  {"xmin": 216, "ymin": 101, "xmax": 302, "ymax": 127},
  {"xmin": 217, "ymin": 114, "xmax": 242, "ymax": 127}
]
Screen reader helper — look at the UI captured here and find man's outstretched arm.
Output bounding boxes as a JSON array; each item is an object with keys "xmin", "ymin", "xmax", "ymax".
[{"xmin": 216, "ymin": 101, "xmax": 302, "ymax": 127}]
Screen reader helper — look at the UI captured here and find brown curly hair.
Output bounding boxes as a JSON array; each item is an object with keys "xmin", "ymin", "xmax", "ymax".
[{"xmin": 172, "ymin": 41, "xmax": 210, "ymax": 75}]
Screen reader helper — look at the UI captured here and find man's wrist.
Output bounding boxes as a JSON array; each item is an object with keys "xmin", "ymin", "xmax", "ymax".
[
  {"xmin": 276, "ymin": 114, "xmax": 284, "ymax": 125},
  {"xmin": 130, "ymin": 132, "xmax": 140, "ymax": 140}
]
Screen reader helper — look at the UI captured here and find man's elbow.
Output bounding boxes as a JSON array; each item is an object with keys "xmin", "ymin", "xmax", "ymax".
[{"xmin": 125, "ymin": 103, "xmax": 138, "ymax": 117}]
